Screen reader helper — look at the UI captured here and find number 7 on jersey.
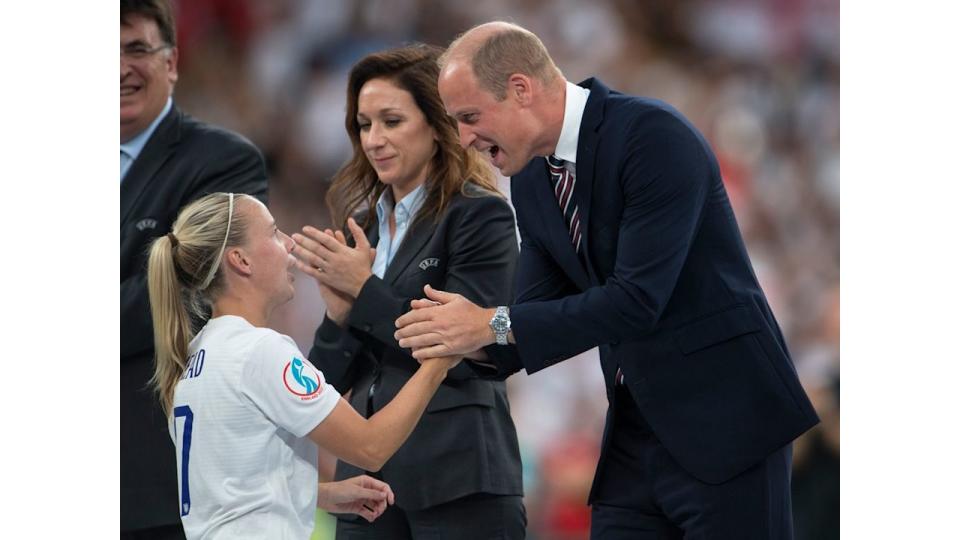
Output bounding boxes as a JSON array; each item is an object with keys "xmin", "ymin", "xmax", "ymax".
[{"xmin": 173, "ymin": 405, "xmax": 194, "ymax": 516}]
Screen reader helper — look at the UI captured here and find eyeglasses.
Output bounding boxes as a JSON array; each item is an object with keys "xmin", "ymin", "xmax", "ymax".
[{"xmin": 120, "ymin": 43, "xmax": 171, "ymax": 61}]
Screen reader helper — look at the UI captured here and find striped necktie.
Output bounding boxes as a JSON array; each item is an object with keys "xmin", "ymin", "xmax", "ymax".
[
  {"xmin": 546, "ymin": 155, "xmax": 582, "ymax": 252},
  {"xmin": 549, "ymin": 156, "xmax": 623, "ymax": 384}
]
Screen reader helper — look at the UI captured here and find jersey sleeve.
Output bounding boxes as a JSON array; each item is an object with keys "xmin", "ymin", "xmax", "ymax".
[{"xmin": 240, "ymin": 332, "xmax": 341, "ymax": 438}]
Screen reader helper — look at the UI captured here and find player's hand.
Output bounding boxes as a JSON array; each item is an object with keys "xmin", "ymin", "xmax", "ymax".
[
  {"xmin": 418, "ymin": 354, "xmax": 463, "ymax": 373},
  {"xmin": 316, "ymin": 475, "xmax": 395, "ymax": 522}
]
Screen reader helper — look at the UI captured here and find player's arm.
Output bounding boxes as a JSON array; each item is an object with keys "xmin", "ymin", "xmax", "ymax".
[
  {"xmin": 307, "ymin": 356, "xmax": 459, "ymax": 472},
  {"xmin": 244, "ymin": 334, "xmax": 456, "ymax": 473}
]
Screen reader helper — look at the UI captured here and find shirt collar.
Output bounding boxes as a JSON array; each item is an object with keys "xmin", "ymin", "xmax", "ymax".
[
  {"xmin": 375, "ymin": 183, "xmax": 427, "ymax": 225},
  {"xmin": 553, "ymin": 81, "xmax": 590, "ymax": 165},
  {"xmin": 121, "ymin": 97, "xmax": 173, "ymax": 160}
]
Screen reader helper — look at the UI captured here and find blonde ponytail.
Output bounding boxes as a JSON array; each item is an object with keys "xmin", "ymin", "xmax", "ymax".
[
  {"xmin": 147, "ymin": 235, "xmax": 194, "ymax": 416},
  {"xmin": 147, "ymin": 193, "xmax": 252, "ymax": 416}
]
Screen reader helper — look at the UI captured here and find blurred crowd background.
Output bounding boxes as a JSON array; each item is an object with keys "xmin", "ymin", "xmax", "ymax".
[{"xmin": 166, "ymin": 0, "xmax": 839, "ymax": 538}]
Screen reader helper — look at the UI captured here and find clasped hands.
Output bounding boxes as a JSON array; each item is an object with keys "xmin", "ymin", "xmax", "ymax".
[
  {"xmin": 292, "ymin": 217, "xmax": 374, "ymax": 300},
  {"xmin": 394, "ymin": 285, "xmax": 499, "ymax": 362},
  {"xmin": 292, "ymin": 218, "xmax": 374, "ymax": 326}
]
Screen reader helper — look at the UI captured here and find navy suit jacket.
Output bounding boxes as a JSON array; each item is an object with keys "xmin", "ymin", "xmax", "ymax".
[
  {"xmin": 120, "ymin": 105, "xmax": 268, "ymax": 530},
  {"xmin": 485, "ymin": 79, "xmax": 819, "ymax": 487}
]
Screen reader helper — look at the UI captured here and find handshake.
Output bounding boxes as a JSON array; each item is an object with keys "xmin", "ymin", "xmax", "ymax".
[{"xmin": 394, "ymin": 285, "xmax": 503, "ymax": 370}]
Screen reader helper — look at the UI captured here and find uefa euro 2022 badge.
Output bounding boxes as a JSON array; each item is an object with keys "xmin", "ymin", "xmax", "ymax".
[{"xmin": 283, "ymin": 357, "xmax": 323, "ymax": 400}]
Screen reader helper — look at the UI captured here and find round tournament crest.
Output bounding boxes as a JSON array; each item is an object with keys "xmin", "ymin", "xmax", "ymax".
[{"xmin": 282, "ymin": 357, "xmax": 323, "ymax": 399}]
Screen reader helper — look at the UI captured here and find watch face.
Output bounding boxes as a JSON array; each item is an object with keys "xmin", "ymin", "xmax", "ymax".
[{"xmin": 492, "ymin": 317, "xmax": 509, "ymax": 333}]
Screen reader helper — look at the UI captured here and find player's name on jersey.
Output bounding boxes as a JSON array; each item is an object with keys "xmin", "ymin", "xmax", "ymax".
[{"xmin": 180, "ymin": 349, "xmax": 206, "ymax": 381}]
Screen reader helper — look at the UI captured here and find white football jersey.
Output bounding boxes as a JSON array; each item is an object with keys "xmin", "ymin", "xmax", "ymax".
[{"xmin": 168, "ymin": 315, "xmax": 341, "ymax": 539}]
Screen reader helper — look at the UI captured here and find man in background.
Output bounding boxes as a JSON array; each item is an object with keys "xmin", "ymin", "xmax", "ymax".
[{"xmin": 120, "ymin": 1, "xmax": 267, "ymax": 537}]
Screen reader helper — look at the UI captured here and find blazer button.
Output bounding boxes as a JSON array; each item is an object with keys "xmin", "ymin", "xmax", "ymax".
[
  {"xmin": 363, "ymin": 324, "xmax": 372, "ymax": 332},
  {"xmin": 342, "ymin": 351, "xmax": 351, "ymax": 358}
]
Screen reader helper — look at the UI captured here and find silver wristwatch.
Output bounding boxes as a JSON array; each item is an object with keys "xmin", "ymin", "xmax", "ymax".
[{"xmin": 489, "ymin": 306, "xmax": 511, "ymax": 346}]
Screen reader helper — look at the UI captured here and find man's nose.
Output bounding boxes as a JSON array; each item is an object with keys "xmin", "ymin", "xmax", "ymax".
[{"xmin": 457, "ymin": 124, "xmax": 476, "ymax": 149}]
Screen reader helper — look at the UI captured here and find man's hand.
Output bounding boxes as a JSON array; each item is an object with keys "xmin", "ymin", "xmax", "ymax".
[
  {"xmin": 394, "ymin": 285, "xmax": 497, "ymax": 360},
  {"xmin": 293, "ymin": 218, "xmax": 375, "ymax": 298},
  {"xmin": 316, "ymin": 474, "xmax": 395, "ymax": 522}
]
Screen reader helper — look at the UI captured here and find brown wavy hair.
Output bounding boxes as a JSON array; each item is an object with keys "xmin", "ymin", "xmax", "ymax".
[{"xmin": 326, "ymin": 43, "xmax": 500, "ymax": 230}]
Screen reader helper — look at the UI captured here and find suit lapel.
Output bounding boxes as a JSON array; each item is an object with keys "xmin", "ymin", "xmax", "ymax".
[
  {"xmin": 574, "ymin": 78, "xmax": 608, "ymax": 284},
  {"xmin": 532, "ymin": 159, "xmax": 590, "ymax": 290},
  {"xmin": 363, "ymin": 218, "xmax": 381, "ymax": 249},
  {"xmin": 120, "ymin": 107, "xmax": 180, "ymax": 227},
  {"xmin": 383, "ymin": 215, "xmax": 436, "ymax": 285}
]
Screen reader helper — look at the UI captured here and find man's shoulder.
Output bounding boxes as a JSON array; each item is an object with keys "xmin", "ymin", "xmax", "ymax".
[
  {"xmin": 599, "ymin": 91, "xmax": 681, "ymax": 125},
  {"xmin": 166, "ymin": 109, "xmax": 268, "ymax": 201},
  {"xmin": 177, "ymin": 111, "xmax": 261, "ymax": 156},
  {"xmin": 596, "ymin": 90, "xmax": 698, "ymax": 139}
]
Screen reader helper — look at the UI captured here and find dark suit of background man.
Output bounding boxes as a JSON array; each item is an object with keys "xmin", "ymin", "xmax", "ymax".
[
  {"xmin": 120, "ymin": 1, "xmax": 267, "ymax": 538},
  {"xmin": 394, "ymin": 22, "xmax": 821, "ymax": 539}
]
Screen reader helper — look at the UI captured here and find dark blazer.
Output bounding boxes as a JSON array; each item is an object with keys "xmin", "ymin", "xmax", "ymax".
[
  {"xmin": 309, "ymin": 184, "xmax": 523, "ymax": 512},
  {"xmin": 484, "ymin": 79, "xmax": 819, "ymax": 488},
  {"xmin": 120, "ymin": 105, "xmax": 268, "ymax": 531}
]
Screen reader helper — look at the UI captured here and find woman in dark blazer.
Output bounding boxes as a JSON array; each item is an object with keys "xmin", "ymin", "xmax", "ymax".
[{"xmin": 291, "ymin": 44, "xmax": 525, "ymax": 539}]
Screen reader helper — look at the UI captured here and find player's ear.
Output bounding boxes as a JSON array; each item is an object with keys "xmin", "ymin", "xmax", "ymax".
[{"xmin": 224, "ymin": 247, "xmax": 252, "ymax": 277}]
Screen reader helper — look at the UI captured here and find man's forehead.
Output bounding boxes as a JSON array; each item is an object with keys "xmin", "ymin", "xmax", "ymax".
[
  {"xmin": 121, "ymin": 15, "xmax": 161, "ymax": 41},
  {"xmin": 440, "ymin": 58, "xmax": 474, "ymax": 83},
  {"xmin": 441, "ymin": 91, "xmax": 478, "ymax": 117},
  {"xmin": 439, "ymin": 65, "xmax": 483, "ymax": 111}
]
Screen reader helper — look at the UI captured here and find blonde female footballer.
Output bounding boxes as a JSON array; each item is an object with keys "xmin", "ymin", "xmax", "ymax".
[{"xmin": 147, "ymin": 192, "xmax": 460, "ymax": 539}]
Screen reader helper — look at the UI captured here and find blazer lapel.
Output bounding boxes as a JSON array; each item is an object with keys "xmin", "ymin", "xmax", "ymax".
[
  {"xmin": 120, "ymin": 107, "xmax": 180, "ymax": 227},
  {"xmin": 362, "ymin": 218, "xmax": 381, "ymax": 249},
  {"xmin": 532, "ymin": 159, "xmax": 590, "ymax": 290},
  {"xmin": 383, "ymin": 215, "xmax": 436, "ymax": 285},
  {"xmin": 574, "ymin": 78, "xmax": 608, "ymax": 284}
]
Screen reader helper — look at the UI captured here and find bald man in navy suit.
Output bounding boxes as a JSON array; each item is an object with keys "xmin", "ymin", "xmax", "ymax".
[{"xmin": 395, "ymin": 22, "xmax": 819, "ymax": 539}]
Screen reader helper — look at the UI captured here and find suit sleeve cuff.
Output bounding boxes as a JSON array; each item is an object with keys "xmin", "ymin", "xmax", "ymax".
[
  {"xmin": 347, "ymin": 275, "xmax": 404, "ymax": 337},
  {"xmin": 315, "ymin": 314, "xmax": 363, "ymax": 352},
  {"xmin": 470, "ymin": 344, "xmax": 524, "ymax": 380}
]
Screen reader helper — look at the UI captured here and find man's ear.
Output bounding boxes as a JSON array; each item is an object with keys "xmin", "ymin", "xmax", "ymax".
[
  {"xmin": 166, "ymin": 46, "xmax": 179, "ymax": 86},
  {"xmin": 224, "ymin": 247, "xmax": 252, "ymax": 277},
  {"xmin": 507, "ymin": 73, "xmax": 534, "ymax": 106}
]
